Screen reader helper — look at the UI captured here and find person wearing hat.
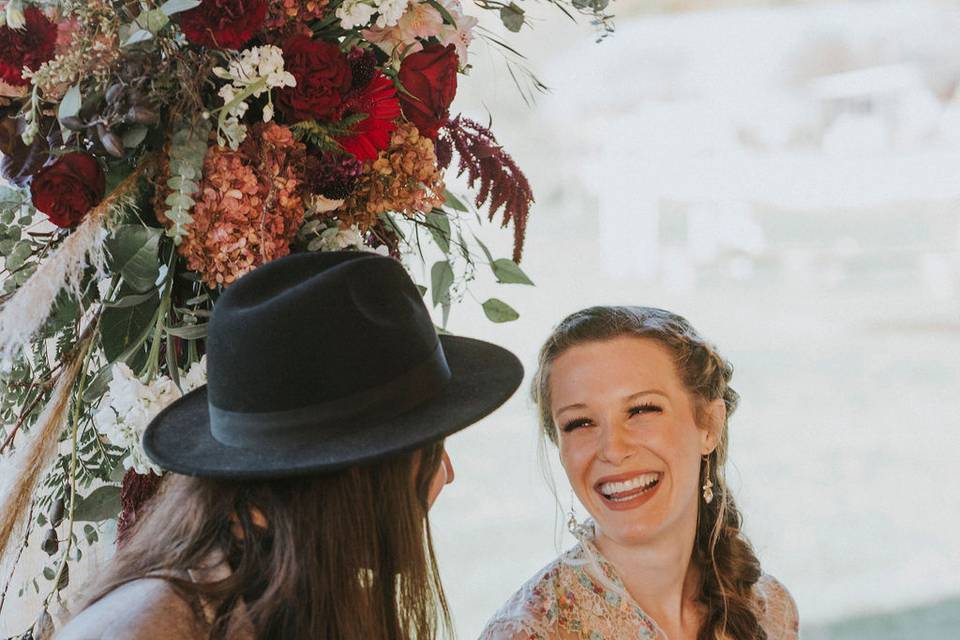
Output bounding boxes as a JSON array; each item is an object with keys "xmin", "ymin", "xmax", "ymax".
[{"xmin": 56, "ymin": 251, "xmax": 523, "ymax": 640}]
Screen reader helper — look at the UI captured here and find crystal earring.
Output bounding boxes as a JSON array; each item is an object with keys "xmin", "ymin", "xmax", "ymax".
[
  {"xmin": 702, "ymin": 454, "xmax": 714, "ymax": 504},
  {"xmin": 567, "ymin": 493, "xmax": 579, "ymax": 534}
]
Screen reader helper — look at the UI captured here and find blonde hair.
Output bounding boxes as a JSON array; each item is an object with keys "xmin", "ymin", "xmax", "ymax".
[{"xmin": 532, "ymin": 306, "xmax": 766, "ymax": 640}]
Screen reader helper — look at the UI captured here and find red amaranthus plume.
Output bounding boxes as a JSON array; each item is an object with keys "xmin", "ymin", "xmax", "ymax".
[{"xmin": 436, "ymin": 116, "xmax": 533, "ymax": 262}]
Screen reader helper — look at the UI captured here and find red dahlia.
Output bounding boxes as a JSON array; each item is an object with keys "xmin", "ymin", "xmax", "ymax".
[
  {"xmin": 335, "ymin": 74, "xmax": 401, "ymax": 162},
  {"xmin": 0, "ymin": 6, "xmax": 57, "ymax": 86},
  {"xmin": 177, "ymin": 0, "xmax": 268, "ymax": 50}
]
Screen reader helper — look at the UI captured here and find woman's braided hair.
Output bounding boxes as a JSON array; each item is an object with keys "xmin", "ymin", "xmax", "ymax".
[{"xmin": 531, "ymin": 306, "xmax": 766, "ymax": 640}]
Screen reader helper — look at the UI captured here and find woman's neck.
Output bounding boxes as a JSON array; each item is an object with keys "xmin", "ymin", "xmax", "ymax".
[{"xmin": 593, "ymin": 515, "xmax": 703, "ymax": 639}]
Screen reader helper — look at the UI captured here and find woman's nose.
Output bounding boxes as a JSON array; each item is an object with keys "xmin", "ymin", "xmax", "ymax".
[
  {"xmin": 597, "ymin": 421, "xmax": 633, "ymax": 465},
  {"xmin": 443, "ymin": 451, "xmax": 455, "ymax": 485}
]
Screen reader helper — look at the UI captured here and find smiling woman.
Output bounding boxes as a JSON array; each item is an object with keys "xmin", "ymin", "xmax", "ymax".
[{"xmin": 481, "ymin": 306, "xmax": 800, "ymax": 640}]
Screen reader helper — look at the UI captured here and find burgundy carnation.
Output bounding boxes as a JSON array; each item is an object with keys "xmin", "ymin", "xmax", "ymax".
[
  {"xmin": 177, "ymin": 0, "xmax": 267, "ymax": 50},
  {"xmin": 277, "ymin": 36, "xmax": 352, "ymax": 122},
  {"xmin": 0, "ymin": 6, "xmax": 57, "ymax": 86},
  {"xmin": 397, "ymin": 43, "xmax": 458, "ymax": 139},
  {"xmin": 30, "ymin": 152, "xmax": 105, "ymax": 228}
]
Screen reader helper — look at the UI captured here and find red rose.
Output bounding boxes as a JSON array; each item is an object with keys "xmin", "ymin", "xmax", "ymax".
[
  {"xmin": 0, "ymin": 6, "xmax": 57, "ymax": 86},
  {"xmin": 398, "ymin": 44, "xmax": 458, "ymax": 139},
  {"xmin": 277, "ymin": 36, "xmax": 352, "ymax": 122},
  {"xmin": 177, "ymin": 0, "xmax": 267, "ymax": 50},
  {"xmin": 30, "ymin": 152, "xmax": 105, "ymax": 228}
]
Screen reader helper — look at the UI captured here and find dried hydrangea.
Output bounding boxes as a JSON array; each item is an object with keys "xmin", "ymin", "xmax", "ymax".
[
  {"xmin": 94, "ymin": 358, "xmax": 207, "ymax": 475},
  {"xmin": 177, "ymin": 122, "xmax": 307, "ymax": 288},
  {"xmin": 339, "ymin": 121, "xmax": 445, "ymax": 230},
  {"xmin": 263, "ymin": 0, "xmax": 330, "ymax": 32}
]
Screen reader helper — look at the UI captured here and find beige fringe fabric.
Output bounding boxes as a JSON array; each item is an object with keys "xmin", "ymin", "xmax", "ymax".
[{"xmin": 0, "ymin": 353, "xmax": 83, "ymax": 578}]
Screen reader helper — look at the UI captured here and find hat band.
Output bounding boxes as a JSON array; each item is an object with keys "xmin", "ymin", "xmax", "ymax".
[{"xmin": 207, "ymin": 342, "xmax": 452, "ymax": 448}]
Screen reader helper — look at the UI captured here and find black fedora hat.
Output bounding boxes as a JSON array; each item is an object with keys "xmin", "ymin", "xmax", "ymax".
[{"xmin": 143, "ymin": 251, "xmax": 523, "ymax": 478}]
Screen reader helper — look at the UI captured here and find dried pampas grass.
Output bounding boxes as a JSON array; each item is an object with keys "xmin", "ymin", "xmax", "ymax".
[{"xmin": 0, "ymin": 352, "xmax": 83, "ymax": 578}]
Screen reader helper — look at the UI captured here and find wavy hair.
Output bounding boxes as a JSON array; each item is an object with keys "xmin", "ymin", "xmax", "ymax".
[
  {"xmin": 531, "ymin": 306, "xmax": 765, "ymax": 640},
  {"xmin": 76, "ymin": 441, "xmax": 451, "ymax": 640}
]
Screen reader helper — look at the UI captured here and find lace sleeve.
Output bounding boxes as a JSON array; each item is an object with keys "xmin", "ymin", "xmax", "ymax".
[{"xmin": 755, "ymin": 574, "xmax": 799, "ymax": 640}]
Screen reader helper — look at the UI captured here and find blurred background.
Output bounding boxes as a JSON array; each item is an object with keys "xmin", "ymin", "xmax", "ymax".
[{"xmin": 428, "ymin": 0, "xmax": 960, "ymax": 638}]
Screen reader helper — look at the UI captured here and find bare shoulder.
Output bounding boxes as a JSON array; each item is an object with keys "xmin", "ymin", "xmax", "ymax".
[
  {"xmin": 55, "ymin": 578, "xmax": 207, "ymax": 640},
  {"xmin": 754, "ymin": 573, "xmax": 800, "ymax": 640}
]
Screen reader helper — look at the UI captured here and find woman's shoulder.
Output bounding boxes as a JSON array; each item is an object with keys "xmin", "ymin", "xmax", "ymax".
[
  {"xmin": 753, "ymin": 573, "xmax": 800, "ymax": 640},
  {"xmin": 479, "ymin": 553, "xmax": 574, "ymax": 640},
  {"xmin": 55, "ymin": 577, "xmax": 208, "ymax": 640}
]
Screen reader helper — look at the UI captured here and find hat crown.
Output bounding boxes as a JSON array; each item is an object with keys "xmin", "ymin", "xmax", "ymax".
[{"xmin": 206, "ymin": 252, "xmax": 439, "ymax": 414}]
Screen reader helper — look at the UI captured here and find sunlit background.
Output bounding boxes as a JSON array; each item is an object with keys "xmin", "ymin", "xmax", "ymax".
[
  {"xmin": 428, "ymin": 0, "xmax": 960, "ymax": 637},
  {"xmin": 2, "ymin": 0, "xmax": 959, "ymax": 637}
]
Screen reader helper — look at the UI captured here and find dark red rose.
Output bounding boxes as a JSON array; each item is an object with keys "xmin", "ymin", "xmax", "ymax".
[
  {"xmin": 277, "ymin": 36, "xmax": 352, "ymax": 122},
  {"xmin": 0, "ymin": 6, "xmax": 57, "ymax": 86},
  {"xmin": 397, "ymin": 44, "xmax": 458, "ymax": 139},
  {"xmin": 30, "ymin": 152, "xmax": 105, "ymax": 228},
  {"xmin": 177, "ymin": 0, "xmax": 267, "ymax": 50}
]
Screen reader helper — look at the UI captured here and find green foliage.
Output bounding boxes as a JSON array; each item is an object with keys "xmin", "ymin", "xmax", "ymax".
[
  {"xmin": 482, "ymin": 298, "xmax": 520, "ymax": 323},
  {"xmin": 163, "ymin": 122, "xmax": 210, "ymax": 244},
  {"xmin": 74, "ymin": 486, "xmax": 122, "ymax": 522},
  {"xmin": 491, "ymin": 258, "xmax": 534, "ymax": 285},
  {"xmin": 106, "ymin": 225, "xmax": 161, "ymax": 292}
]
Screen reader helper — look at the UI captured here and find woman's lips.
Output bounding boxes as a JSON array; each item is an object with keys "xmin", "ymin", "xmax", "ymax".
[{"xmin": 594, "ymin": 472, "xmax": 662, "ymax": 511}]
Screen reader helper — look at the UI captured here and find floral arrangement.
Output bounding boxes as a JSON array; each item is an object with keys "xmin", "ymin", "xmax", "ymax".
[{"xmin": 0, "ymin": 0, "xmax": 612, "ymax": 631}]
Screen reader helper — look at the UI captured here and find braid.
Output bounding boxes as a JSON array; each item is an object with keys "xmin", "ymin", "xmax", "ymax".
[{"xmin": 532, "ymin": 306, "xmax": 766, "ymax": 639}]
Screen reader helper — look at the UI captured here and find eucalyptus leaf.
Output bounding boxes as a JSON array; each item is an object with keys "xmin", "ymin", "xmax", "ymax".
[
  {"xmin": 472, "ymin": 234, "xmax": 494, "ymax": 264},
  {"xmin": 74, "ymin": 486, "xmax": 121, "ymax": 522},
  {"xmin": 106, "ymin": 226, "xmax": 161, "ymax": 293},
  {"xmin": 5, "ymin": 240, "xmax": 32, "ymax": 271},
  {"xmin": 482, "ymin": 298, "xmax": 520, "ymax": 323},
  {"xmin": 165, "ymin": 323, "xmax": 208, "ymax": 340},
  {"xmin": 415, "ymin": 284, "xmax": 427, "ymax": 297},
  {"xmin": 57, "ymin": 84, "xmax": 82, "ymax": 126},
  {"xmin": 102, "ymin": 289, "xmax": 159, "ymax": 309},
  {"xmin": 430, "ymin": 261, "xmax": 454, "ymax": 308},
  {"xmin": 499, "ymin": 2, "xmax": 525, "ymax": 32},
  {"xmin": 83, "ymin": 524, "xmax": 98, "ymax": 545},
  {"xmin": 121, "ymin": 126, "xmax": 149, "ymax": 149},
  {"xmin": 425, "ymin": 210, "xmax": 451, "ymax": 254},
  {"xmin": 491, "ymin": 258, "xmax": 534, "ymax": 285},
  {"xmin": 136, "ymin": 9, "xmax": 169, "ymax": 33},
  {"xmin": 42, "ymin": 567, "xmax": 55, "ymax": 581},
  {"xmin": 159, "ymin": 0, "xmax": 202, "ymax": 16}
]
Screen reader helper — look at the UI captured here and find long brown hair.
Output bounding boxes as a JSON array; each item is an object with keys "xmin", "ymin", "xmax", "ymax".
[
  {"xmin": 80, "ymin": 441, "xmax": 452, "ymax": 639},
  {"xmin": 532, "ymin": 306, "xmax": 765, "ymax": 640}
]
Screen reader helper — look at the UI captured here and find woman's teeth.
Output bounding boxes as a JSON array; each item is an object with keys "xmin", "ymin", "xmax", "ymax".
[{"xmin": 599, "ymin": 473, "xmax": 660, "ymax": 501}]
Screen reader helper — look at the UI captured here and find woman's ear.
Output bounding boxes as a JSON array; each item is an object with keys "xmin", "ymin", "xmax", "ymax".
[{"xmin": 700, "ymin": 398, "xmax": 726, "ymax": 455}]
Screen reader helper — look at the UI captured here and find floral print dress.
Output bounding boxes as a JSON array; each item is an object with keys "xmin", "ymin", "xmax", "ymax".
[{"xmin": 480, "ymin": 522, "xmax": 799, "ymax": 640}]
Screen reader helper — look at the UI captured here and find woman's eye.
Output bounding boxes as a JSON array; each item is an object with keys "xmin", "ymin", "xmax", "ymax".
[
  {"xmin": 561, "ymin": 418, "xmax": 592, "ymax": 432},
  {"xmin": 629, "ymin": 403, "xmax": 662, "ymax": 417}
]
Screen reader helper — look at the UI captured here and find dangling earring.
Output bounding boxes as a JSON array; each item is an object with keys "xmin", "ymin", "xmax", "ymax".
[
  {"xmin": 702, "ymin": 454, "xmax": 715, "ymax": 504},
  {"xmin": 567, "ymin": 493, "xmax": 579, "ymax": 535}
]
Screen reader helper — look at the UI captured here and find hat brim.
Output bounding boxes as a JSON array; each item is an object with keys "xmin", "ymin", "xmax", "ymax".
[{"xmin": 142, "ymin": 335, "xmax": 523, "ymax": 478}]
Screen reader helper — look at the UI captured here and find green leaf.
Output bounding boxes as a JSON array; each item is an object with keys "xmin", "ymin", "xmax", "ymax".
[
  {"xmin": 122, "ymin": 126, "xmax": 149, "ymax": 149},
  {"xmin": 5, "ymin": 240, "xmax": 32, "ymax": 271},
  {"xmin": 482, "ymin": 298, "xmax": 520, "ymax": 323},
  {"xmin": 57, "ymin": 84, "xmax": 82, "ymax": 126},
  {"xmin": 82, "ymin": 524, "xmax": 98, "ymax": 545},
  {"xmin": 122, "ymin": 29, "xmax": 154, "ymax": 47},
  {"xmin": 74, "ymin": 486, "xmax": 121, "ymax": 522},
  {"xmin": 137, "ymin": 9, "xmax": 169, "ymax": 32},
  {"xmin": 165, "ymin": 323, "xmax": 207, "ymax": 340},
  {"xmin": 430, "ymin": 261, "xmax": 454, "ymax": 308},
  {"xmin": 499, "ymin": 2, "xmax": 525, "ymax": 32},
  {"xmin": 425, "ymin": 210, "xmax": 451, "ymax": 254},
  {"xmin": 106, "ymin": 225, "xmax": 161, "ymax": 293},
  {"xmin": 415, "ymin": 284, "xmax": 427, "ymax": 297},
  {"xmin": 42, "ymin": 567, "xmax": 55, "ymax": 581},
  {"xmin": 100, "ymin": 291, "xmax": 159, "ymax": 362},
  {"xmin": 442, "ymin": 190, "xmax": 469, "ymax": 212},
  {"xmin": 491, "ymin": 258, "xmax": 534, "ymax": 285},
  {"xmin": 472, "ymin": 234, "xmax": 494, "ymax": 264},
  {"xmin": 159, "ymin": 0, "xmax": 201, "ymax": 16},
  {"xmin": 102, "ymin": 289, "xmax": 159, "ymax": 309}
]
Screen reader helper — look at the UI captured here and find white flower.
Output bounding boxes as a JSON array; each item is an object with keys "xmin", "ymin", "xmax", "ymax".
[
  {"xmin": 374, "ymin": 0, "xmax": 408, "ymax": 28},
  {"xmin": 94, "ymin": 359, "xmax": 208, "ymax": 475},
  {"xmin": 213, "ymin": 45, "xmax": 295, "ymax": 147},
  {"xmin": 4, "ymin": 0, "xmax": 25, "ymax": 30},
  {"xmin": 337, "ymin": 0, "xmax": 377, "ymax": 29},
  {"xmin": 308, "ymin": 225, "xmax": 366, "ymax": 252}
]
